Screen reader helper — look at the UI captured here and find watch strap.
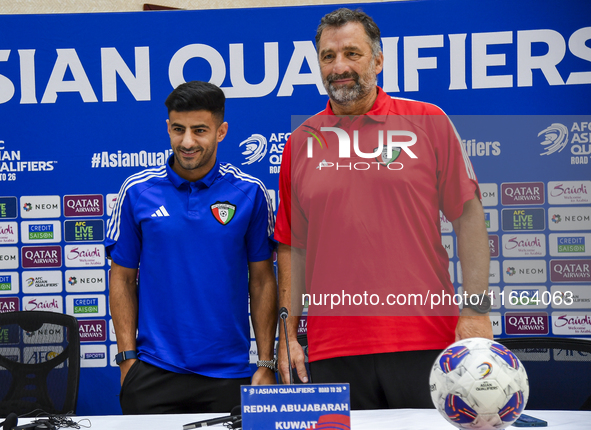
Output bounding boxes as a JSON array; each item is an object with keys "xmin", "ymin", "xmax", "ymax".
[
  {"xmin": 256, "ymin": 359, "xmax": 276, "ymax": 372},
  {"xmin": 115, "ymin": 350, "xmax": 138, "ymax": 365}
]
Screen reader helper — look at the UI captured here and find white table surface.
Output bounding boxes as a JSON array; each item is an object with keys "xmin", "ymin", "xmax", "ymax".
[{"xmin": 17, "ymin": 409, "xmax": 591, "ymax": 429}]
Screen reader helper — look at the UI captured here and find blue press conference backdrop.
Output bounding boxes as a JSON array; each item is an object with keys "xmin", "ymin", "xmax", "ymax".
[{"xmin": 0, "ymin": 0, "xmax": 590, "ymax": 415}]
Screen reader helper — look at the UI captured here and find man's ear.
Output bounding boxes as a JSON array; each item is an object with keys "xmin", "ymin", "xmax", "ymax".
[
  {"xmin": 166, "ymin": 119, "xmax": 171, "ymax": 136},
  {"xmin": 217, "ymin": 121, "xmax": 229, "ymax": 142}
]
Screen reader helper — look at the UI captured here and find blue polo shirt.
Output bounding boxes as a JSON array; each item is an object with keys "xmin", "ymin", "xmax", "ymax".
[{"xmin": 105, "ymin": 156, "xmax": 274, "ymax": 378}]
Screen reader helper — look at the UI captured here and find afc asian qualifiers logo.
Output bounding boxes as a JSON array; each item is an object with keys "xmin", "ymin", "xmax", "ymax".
[
  {"xmin": 210, "ymin": 202, "xmax": 236, "ymax": 225},
  {"xmin": 240, "ymin": 134, "xmax": 268, "ymax": 165},
  {"xmin": 539, "ymin": 123, "xmax": 568, "ymax": 156}
]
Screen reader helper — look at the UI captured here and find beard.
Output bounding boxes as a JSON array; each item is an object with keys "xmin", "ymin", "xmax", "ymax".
[{"xmin": 323, "ymin": 59, "xmax": 377, "ymax": 105}]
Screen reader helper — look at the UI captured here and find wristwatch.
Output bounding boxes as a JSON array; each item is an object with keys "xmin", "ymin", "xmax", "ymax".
[
  {"xmin": 465, "ymin": 293, "xmax": 492, "ymax": 314},
  {"xmin": 256, "ymin": 358, "xmax": 277, "ymax": 372},
  {"xmin": 115, "ymin": 350, "xmax": 138, "ymax": 365}
]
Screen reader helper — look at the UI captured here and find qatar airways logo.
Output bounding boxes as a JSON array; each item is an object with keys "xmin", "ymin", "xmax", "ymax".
[
  {"xmin": 550, "ymin": 259, "xmax": 591, "ymax": 283},
  {"xmin": 64, "ymin": 244, "xmax": 105, "ymax": 267},
  {"xmin": 307, "ymin": 125, "xmax": 418, "ymax": 171},
  {"xmin": 501, "ymin": 182, "xmax": 544, "ymax": 205},
  {"xmin": 64, "ymin": 195, "xmax": 104, "ymax": 217}
]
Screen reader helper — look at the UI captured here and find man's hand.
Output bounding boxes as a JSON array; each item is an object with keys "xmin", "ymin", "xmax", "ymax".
[
  {"xmin": 455, "ymin": 308, "xmax": 494, "ymax": 341},
  {"xmin": 251, "ymin": 367, "xmax": 277, "ymax": 385},
  {"xmin": 277, "ymin": 336, "xmax": 308, "ymax": 384},
  {"xmin": 119, "ymin": 358, "xmax": 137, "ymax": 386}
]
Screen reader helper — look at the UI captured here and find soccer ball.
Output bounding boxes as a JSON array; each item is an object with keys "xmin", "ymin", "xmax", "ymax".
[{"xmin": 430, "ymin": 338, "xmax": 529, "ymax": 429}]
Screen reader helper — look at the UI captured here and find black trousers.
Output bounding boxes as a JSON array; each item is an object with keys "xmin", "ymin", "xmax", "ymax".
[
  {"xmin": 120, "ymin": 360, "xmax": 250, "ymax": 414},
  {"xmin": 309, "ymin": 350, "xmax": 442, "ymax": 410}
]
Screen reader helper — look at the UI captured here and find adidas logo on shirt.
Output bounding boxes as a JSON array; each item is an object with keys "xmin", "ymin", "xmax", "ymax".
[{"xmin": 151, "ymin": 205, "xmax": 170, "ymax": 217}]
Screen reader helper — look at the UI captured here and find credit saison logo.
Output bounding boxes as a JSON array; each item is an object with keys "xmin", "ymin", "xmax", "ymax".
[
  {"xmin": 559, "ymin": 237, "xmax": 585, "ymax": 253},
  {"xmin": 306, "ymin": 125, "xmax": 417, "ymax": 171},
  {"xmin": 0, "ymin": 274, "xmax": 13, "ymax": 291},
  {"xmin": 73, "ymin": 298, "xmax": 99, "ymax": 314},
  {"xmin": 549, "ymin": 234, "xmax": 591, "ymax": 257},
  {"xmin": 21, "ymin": 221, "xmax": 61, "ymax": 244}
]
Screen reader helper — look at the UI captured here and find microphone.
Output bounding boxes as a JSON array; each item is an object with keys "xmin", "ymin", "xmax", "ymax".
[
  {"xmin": 1, "ymin": 413, "xmax": 17, "ymax": 430},
  {"xmin": 279, "ymin": 306, "xmax": 294, "ymax": 384},
  {"xmin": 183, "ymin": 406, "xmax": 241, "ymax": 429}
]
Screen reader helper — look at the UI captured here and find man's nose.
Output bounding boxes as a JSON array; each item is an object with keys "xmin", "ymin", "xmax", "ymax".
[
  {"xmin": 332, "ymin": 53, "xmax": 351, "ymax": 75},
  {"xmin": 181, "ymin": 130, "xmax": 194, "ymax": 147}
]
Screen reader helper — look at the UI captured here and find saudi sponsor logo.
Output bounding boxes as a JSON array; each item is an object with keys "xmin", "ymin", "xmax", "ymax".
[
  {"xmin": 549, "ymin": 234, "xmax": 590, "ymax": 257},
  {"xmin": 0, "ymin": 197, "xmax": 17, "ymax": 219},
  {"xmin": 64, "ymin": 219, "xmax": 104, "ymax": 242},
  {"xmin": 502, "ymin": 234, "xmax": 546, "ymax": 257},
  {"xmin": 21, "ymin": 221, "xmax": 61, "ymax": 243},
  {"xmin": 21, "ymin": 271, "xmax": 62, "ymax": 294},
  {"xmin": 19, "ymin": 195, "xmax": 60, "ymax": 219},
  {"xmin": 21, "ymin": 245, "xmax": 61, "ymax": 269},
  {"xmin": 0, "ymin": 222, "xmax": 17, "ymax": 244},
  {"xmin": 211, "ymin": 201, "xmax": 236, "ymax": 225},
  {"xmin": 501, "ymin": 182, "xmax": 544, "ymax": 205},
  {"xmin": 479, "ymin": 183, "xmax": 498, "ymax": 207},
  {"xmin": 550, "ymin": 259, "xmax": 591, "ymax": 283},
  {"xmin": 0, "ymin": 273, "xmax": 18, "ymax": 293},
  {"xmin": 548, "ymin": 180, "xmax": 590, "ymax": 205},
  {"xmin": 66, "ymin": 294, "xmax": 106, "ymax": 317},
  {"xmin": 106, "ymin": 194, "xmax": 118, "ymax": 216},
  {"xmin": 501, "ymin": 208, "xmax": 545, "ymax": 231},
  {"xmin": 548, "ymin": 207, "xmax": 591, "ymax": 231},
  {"xmin": 0, "ymin": 297, "xmax": 19, "ymax": 313},
  {"xmin": 78, "ymin": 320, "xmax": 107, "ymax": 342},
  {"xmin": 502, "ymin": 259, "xmax": 547, "ymax": 283},
  {"xmin": 0, "ymin": 246, "xmax": 19, "ymax": 270},
  {"xmin": 552, "ymin": 312, "xmax": 591, "ymax": 335},
  {"xmin": 505, "ymin": 312, "xmax": 549, "ymax": 335},
  {"xmin": 440, "ymin": 211, "xmax": 453, "ymax": 233},
  {"xmin": 22, "ymin": 295, "xmax": 63, "ymax": 313},
  {"xmin": 63, "ymin": 194, "xmax": 104, "ymax": 217},
  {"xmin": 65, "ymin": 269, "xmax": 106, "ymax": 292},
  {"xmin": 551, "ymin": 285, "xmax": 591, "ymax": 309},
  {"xmin": 64, "ymin": 244, "xmax": 105, "ymax": 267}
]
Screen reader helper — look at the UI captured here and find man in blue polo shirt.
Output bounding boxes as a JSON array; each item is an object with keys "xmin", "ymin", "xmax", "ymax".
[{"xmin": 106, "ymin": 81, "xmax": 277, "ymax": 414}]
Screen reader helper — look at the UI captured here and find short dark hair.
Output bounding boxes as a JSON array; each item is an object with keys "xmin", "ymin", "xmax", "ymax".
[
  {"xmin": 165, "ymin": 81, "xmax": 225, "ymax": 123},
  {"xmin": 315, "ymin": 8, "xmax": 382, "ymax": 57}
]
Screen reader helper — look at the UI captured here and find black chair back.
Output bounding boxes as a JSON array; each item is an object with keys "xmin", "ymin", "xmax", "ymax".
[{"xmin": 0, "ymin": 311, "xmax": 80, "ymax": 417}]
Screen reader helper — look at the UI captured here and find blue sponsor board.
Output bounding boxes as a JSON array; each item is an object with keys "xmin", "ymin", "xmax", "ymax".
[
  {"xmin": 64, "ymin": 219, "xmax": 105, "ymax": 242},
  {"xmin": 241, "ymin": 384, "xmax": 350, "ymax": 430},
  {"xmin": 0, "ymin": 197, "xmax": 17, "ymax": 219},
  {"xmin": 501, "ymin": 208, "xmax": 545, "ymax": 231}
]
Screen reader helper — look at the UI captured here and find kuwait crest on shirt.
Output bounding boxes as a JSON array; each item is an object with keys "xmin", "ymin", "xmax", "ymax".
[
  {"xmin": 375, "ymin": 145, "xmax": 401, "ymax": 165},
  {"xmin": 210, "ymin": 201, "xmax": 236, "ymax": 225}
]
